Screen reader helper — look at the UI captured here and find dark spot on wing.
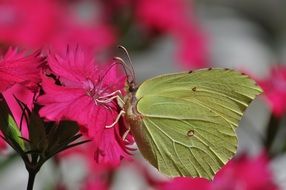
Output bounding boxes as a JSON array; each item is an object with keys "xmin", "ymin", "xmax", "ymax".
[
  {"xmin": 188, "ymin": 70, "xmax": 193, "ymax": 74},
  {"xmin": 187, "ymin": 129, "xmax": 195, "ymax": 137},
  {"xmin": 208, "ymin": 68, "xmax": 212, "ymax": 71},
  {"xmin": 224, "ymin": 68, "xmax": 230, "ymax": 71},
  {"xmin": 192, "ymin": 87, "xmax": 197, "ymax": 91}
]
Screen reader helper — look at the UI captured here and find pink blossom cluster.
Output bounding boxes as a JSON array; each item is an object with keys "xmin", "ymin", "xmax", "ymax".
[
  {"xmin": 75, "ymin": 153, "xmax": 278, "ymax": 190},
  {"xmin": 0, "ymin": 46, "xmax": 133, "ymax": 167},
  {"xmin": 0, "ymin": 0, "xmax": 114, "ymax": 51},
  {"xmin": 0, "ymin": 0, "xmax": 282, "ymax": 189},
  {"xmin": 0, "ymin": 0, "xmax": 207, "ymax": 69},
  {"xmin": 155, "ymin": 153, "xmax": 278, "ymax": 190},
  {"xmin": 0, "ymin": 0, "xmax": 208, "ymax": 166},
  {"xmin": 258, "ymin": 66, "xmax": 286, "ymax": 117}
]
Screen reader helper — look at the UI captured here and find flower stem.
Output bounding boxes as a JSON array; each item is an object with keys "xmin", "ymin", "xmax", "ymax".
[
  {"xmin": 27, "ymin": 169, "xmax": 37, "ymax": 190},
  {"xmin": 264, "ymin": 113, "xmax": 280, "ymax": 157}
]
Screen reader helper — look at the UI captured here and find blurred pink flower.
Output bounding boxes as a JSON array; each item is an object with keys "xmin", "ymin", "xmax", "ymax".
[
  {"xmin": 258, "ymin": 66, "xmax": 286, "ymax": 117},
  {"xmin": 100, "ymin": 0, "xmax": 207, "ymax": 68},
  {"xmin": 136, "ymin": 0, "xmax": 188, "ymax": 32},
  {"xmin": 0, "ymin": 48, "xmax": 42, "ymax": 138},
  {"xmin": 82, "ymin": 165, "xmax": 114, "ymax": 190},
  {"xmin": 153, "ymin": 153, "xmax": 277, "ymax": 190},
  {"xmin": 0, "ymin": 47, "xmax": 42, "ymax": 92},
  {"xmin": 38, "ymin": 45, "xmax": 133, "ymax": 165},
  {"xmin": 83, "ymin": 180, "xmax": 108, "ymax": 190},
  {"xmin": 212, "ymin": 153, "xmax": 278, "ymax": 190},
  {"xmin": 0, "ymin": 0, "xmax": 116, "ymax": 51},
  {"xmin": 175, "ymin": 26, "xmax": 207, "ymax": 69},
  {"xmin": 0, "ymin": 0, "xmax": 60, "ymax": 48},
  {"xmin": 51, "ymin": 24, "xmax": 116, "ymax": 53},
  {"xmin": 51, "ymin": 1, "xmax": 116, "ymax": 52},
  {"xmin": 136, "ymin": 0, "xmax": 207, "ymax": 68},
  {"xmin": 157, "ymin": 177, "xmax": 210, "ymax": 190}
]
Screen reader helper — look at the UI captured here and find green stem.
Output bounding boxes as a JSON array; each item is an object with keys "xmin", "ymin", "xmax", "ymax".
[
  {"xmin": 26, "ymin": 169, "xmax": 37, "ymax": 190},
  {"xmin": 264, "ymin": 113, "xmax": 280, "ymax": 156}
]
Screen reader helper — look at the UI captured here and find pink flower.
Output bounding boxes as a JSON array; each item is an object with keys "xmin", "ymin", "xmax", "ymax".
[
  {"xmin": 0, "ymin": 0, "xmax": 116, "ymax": 51},
  {"xmin": 258, "ymin": 66, "xmax": 286, "ymax": 117},
  {"xmin": 136, "ymin": 0, "xmax": 207, "ymax": 68},
  {"xmin": 38, "ymin": 45, "xmax": 133, "ymax": 165},
  {"xmin": 157, "ymin": 177, "xmax": 210, "ymax": 190},
  {"xmin": 82, "ymin": 165, "xmax": 114, "ymax": 190},
  {"xmin": 0, "ymin": 47, "xmax": 42, "ymax": 92},
  {"xmin": 175, "ymin": 26, "xmax": 207, "ymax": 69},
  {"xmin": 212, "ymin": 153, "xmax": 278, "ymax": 190},
  {"xmin": 51, "ymin": 1, "xmax": 116, "ymax": 52},
  {"xmin": 83, "ymin": 179, "xmax": 108, "ymax": 190},
  {"xmin": 95, "ymin": 120, "xmax": 134, "ymax": 166},
  {"xmin": 51, "ymin": 24, "xmax": 116, "ymax": 54},
  {"xmin": 0, "ymin": 48, "xmax": 42, "ymax": 138},
  {"xmin": 136, "ymin": 0, "xmax": 189, "ymax": 32},
  {"xmin": 0, "ymin": 0, "xmax": 60, "ymax": 48}
]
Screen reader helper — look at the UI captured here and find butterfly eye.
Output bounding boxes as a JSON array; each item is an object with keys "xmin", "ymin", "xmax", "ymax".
[{"xmin": 128, "ymin": 83, "xmax": 137, "ymax": 93}]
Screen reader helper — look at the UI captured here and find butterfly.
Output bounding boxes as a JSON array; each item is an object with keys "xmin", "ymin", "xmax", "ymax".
[{"xmin": 112, "ymin": 47, "xmax": 262, "ymax": 180}]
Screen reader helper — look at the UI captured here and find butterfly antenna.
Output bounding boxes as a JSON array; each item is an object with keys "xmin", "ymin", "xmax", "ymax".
[
  {"xmin": 96, "ymin": 61, "xmax": 127, "ymax": 92},
  {"xmin": 117, "ymin": 46, "xmax": 136, "ymax": 84},
  {"xmin": 113, "ymin": 56, "xmax": 134, "ymax": 85}
]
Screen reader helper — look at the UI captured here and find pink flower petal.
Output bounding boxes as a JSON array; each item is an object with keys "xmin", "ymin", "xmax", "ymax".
[
  {"xmin": 0, "ymin": 47, "xmax": 42, "ymax": 92},
  {"xmin": 2, "ymin": 84, "xmax": 35, "ymax": 138},
  {"xmin": 158, "ymin": 177, "xmax": 210, "ymax": 190},
  {"xmin": 213, "ymin": 153, "xmax": 278, "ymax": 190},
  {"xmin": 258, "ymin": 66, "xmax": 286, "ymax": 117}
]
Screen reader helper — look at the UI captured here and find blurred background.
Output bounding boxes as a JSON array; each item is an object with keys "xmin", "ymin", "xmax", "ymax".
[{"xmin": 1, "ymin": 0, "xmax": 286, "ymax": 189}]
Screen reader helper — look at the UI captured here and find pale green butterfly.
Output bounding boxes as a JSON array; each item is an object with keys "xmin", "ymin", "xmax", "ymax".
[{"xmin": 111, "ymin": 48, "xmax": 262, "ymax": 180}]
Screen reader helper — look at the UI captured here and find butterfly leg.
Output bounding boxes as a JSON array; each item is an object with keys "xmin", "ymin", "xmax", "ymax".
[
  {"xmin": 99, "ymin": 90, "xmax": 122, "ymax": 99},
  {"xmin": 105, "ymin": 110, "xmax": 126, "ymax": 128},
  {"xmin": 97, "ymin": 95, "xmax": 124, "ymax": 105},
  {"xmin": 96, "ymin": 90, "xmax": 127, "ymax": 128}
]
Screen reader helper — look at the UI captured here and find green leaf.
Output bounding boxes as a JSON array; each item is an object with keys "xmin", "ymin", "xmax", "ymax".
[
  {"xmin": 28, "ymin": 111, "xmax": 48, "ymax": 152},
  {"xmin": 57, "ymin": 121, "xmax": 80, "ymax": 143},
  {"xmin": 0, "ymin": 98, "xmax": 25, "ymax": 151},
  {"xmin": 7, "ymin": 115, "xmax": 25, "ymax": 151},
  {"xmin": 126, "ymin": 68, "xmax": 263, "ymax": 180},
  {"xmin": 45, "ymin": 120, "xmax": 80, "ymax": 157}
]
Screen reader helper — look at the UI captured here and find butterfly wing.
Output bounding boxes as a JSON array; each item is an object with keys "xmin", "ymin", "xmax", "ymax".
[{"xmin": 130, "ymin": 68, "xmax": 262, "ymax": 179}]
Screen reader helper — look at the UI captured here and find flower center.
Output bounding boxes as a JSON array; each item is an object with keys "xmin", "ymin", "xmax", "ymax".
[
  {"xmin": 84, "ymin": 79, "xmax": 121, "ymax": 106},
  {"xmin": 85, "ymin": 79, "xmax": 97, "ymax": 97}
]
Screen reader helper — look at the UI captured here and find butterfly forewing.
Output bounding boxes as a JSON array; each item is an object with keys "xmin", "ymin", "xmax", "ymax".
[{"xmin": 129, "ymin": 68, "xmax": 262, "ymax": 180}]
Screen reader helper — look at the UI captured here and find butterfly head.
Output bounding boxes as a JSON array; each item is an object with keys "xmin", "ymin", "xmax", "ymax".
[{"xmin": 127, "ymin": 80, "xmax": 137, "ymax": 93}]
